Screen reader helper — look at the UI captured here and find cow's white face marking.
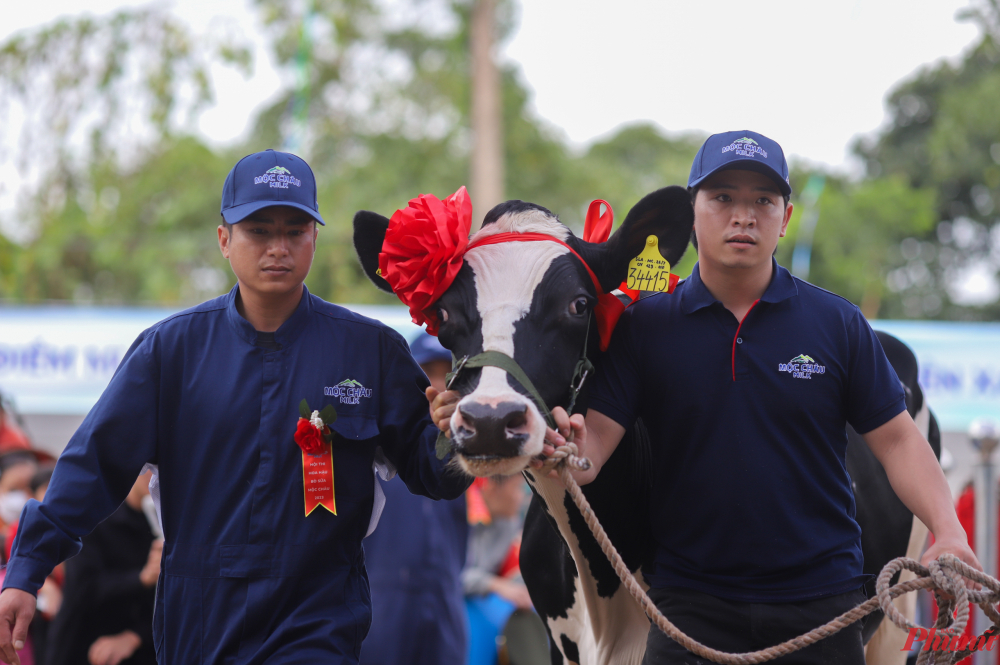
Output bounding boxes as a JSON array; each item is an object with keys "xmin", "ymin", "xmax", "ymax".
[{"xmin": 450, "ymin": 210, "xmax": 571, "ymax": 477}]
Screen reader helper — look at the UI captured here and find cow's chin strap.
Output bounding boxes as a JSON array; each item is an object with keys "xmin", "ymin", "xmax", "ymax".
[{"xmin": 434, "ymin": 319, "xmax": 594, "ymax": 460}]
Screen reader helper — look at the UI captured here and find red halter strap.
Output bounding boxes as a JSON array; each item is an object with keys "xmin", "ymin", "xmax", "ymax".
[
  {"xmin": 465, "ymin": 232, "xmax": 604, "ymax": 296},
  {"xmin": 464, "ymin": 232, "xmax": 625, "ymax": 351}
]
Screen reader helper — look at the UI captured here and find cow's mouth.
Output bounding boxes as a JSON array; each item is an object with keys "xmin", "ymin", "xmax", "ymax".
[
  {"xmin": 449, "ymin": 396, "xmax": 545, "ymax": 477},
  {"xmin": 455, "ymin": 450, "xmax": 535, "ymax": 478}
]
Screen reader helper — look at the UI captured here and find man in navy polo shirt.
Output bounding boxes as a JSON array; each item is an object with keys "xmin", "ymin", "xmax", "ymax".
[
  {"xmin": 0, "ymin": 149, "xmax": 470, "ymax": 665},
  {"xmin": 552, "ymin": 131, "xmax": 979, "ymax": 663}
]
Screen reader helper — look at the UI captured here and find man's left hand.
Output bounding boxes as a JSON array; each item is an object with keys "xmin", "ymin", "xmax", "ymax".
[
  {"xmin": 426, "ymin": 387, "xmax": 460, "ymax": 433},
  {"xmin": 921, "ymin": 533, "xmax": 982, "ymax": 590},
  {"xmin": 88, "ymin": 630, "xmax": 141, "ymax": 665}
]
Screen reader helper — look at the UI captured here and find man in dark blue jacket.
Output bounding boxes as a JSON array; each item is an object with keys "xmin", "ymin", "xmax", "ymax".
[{"xmin": 0, "ymin": 149, "xmax": 469, "ymax": 665}]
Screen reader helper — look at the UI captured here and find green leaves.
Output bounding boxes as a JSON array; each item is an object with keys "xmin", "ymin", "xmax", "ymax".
[
  {"xmin": 299, "ymin": 399, "xmax": 337, "ymax": 427},
  {"xmin": 319, "ymin": 404, "xmax": 338, "ymax": 425}
]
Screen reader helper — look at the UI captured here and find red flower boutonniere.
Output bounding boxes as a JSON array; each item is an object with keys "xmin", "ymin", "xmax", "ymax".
[
  {"xmin": 295, "ymin": 399, "xmax": 338, "ymax": 516},
  {"xmin": 295, "ymin": 400, "xmax": 337, "ymax": 455}
]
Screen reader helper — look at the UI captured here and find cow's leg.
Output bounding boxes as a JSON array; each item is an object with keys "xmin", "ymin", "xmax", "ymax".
[
  {"xmin": 863, "ymin": 514, "xmax": 929, "ymax": 665},
  {"xmin": 521, "ymin": 493, "xmax": 594, "ymax": 665}
]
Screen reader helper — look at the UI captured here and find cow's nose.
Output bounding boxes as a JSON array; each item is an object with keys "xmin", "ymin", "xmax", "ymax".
[{"xmin": 456, "ymin": 401, "xmax": 529, "ymax": 446}]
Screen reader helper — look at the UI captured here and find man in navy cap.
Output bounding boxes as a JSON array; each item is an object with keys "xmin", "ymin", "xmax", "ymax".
[
  {"xmin": 546, "ymin": 131, "xmax": 979, "ymax": 663},
  {"xmin": 0, "ymin": 149, "xmax": 470, "ymax": 664}
]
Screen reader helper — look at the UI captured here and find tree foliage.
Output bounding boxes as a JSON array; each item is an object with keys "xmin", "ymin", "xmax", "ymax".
[
  {"xmin": 850, "ymin": 0, "xmax": 1000, "ymax": 318},
  {"xmin": 2, "ymin": 0, "xmax": 999, "ymax": 322}
]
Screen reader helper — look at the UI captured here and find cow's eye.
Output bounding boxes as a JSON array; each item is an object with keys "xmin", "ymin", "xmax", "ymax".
[
  {"xmin": 437, "ymin": 307, "xmax": 449, "ymax": 323},
  {"xmin": 569, "ymin": 297, "xmax": 589, "ymax": 316}
]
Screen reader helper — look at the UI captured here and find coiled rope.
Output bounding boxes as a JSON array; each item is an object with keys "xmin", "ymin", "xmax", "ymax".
[{"xmin": 537, "ymin": 442, "xmax": 1000, "ymax": 665}]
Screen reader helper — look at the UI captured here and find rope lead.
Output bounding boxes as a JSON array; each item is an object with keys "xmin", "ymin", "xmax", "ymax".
[{"xmin": 542, "ymin": 450, "xmax": 1000, "ymax": 665}]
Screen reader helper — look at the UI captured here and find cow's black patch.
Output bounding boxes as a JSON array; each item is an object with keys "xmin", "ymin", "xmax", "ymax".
[
  {"xmin": 352, "ymin": 210, "xmax": 394, "ymax": 292},
  {"xmin": 434, "ymin": 263, "xmax": 484, "ymax": 393},
  {"xmin": 847, "ymin": 331, "xmax": 940, "ymax": 644},
  {"xmin": 548, "ymin": 635, "xmax": 565, "ymax": 665},
  {"xmin": 521, "ymin": 495, "xmax": 579, "ymax": 621},
  {"xmin": 482, "ymin": 200, "xmax": 555, "ymax": 226},
  {"xmin": 511, "ymin": 254, "xmax": 596, "ymax": 409},
  {"xmin": 560, "ymin": 634, "xmax": 581, "ymax": 664}
]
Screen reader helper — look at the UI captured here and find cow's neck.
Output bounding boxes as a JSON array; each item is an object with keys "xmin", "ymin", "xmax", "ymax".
[{"xmin": 524, "ymin": 470, "xmax": 649, "ymax": 664}]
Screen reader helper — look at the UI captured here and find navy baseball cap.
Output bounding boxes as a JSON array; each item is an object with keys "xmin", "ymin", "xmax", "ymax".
[
  {"xmin": 410, "ymin": 332, "xmax": 451, "ymax": 367},
  {"xmin": 220, "ymin": 149, "xmax": 325, "ymax": 225},
  {"xmin": 688, "ymin": 130, "xmax": 791, "ymax": 197}
]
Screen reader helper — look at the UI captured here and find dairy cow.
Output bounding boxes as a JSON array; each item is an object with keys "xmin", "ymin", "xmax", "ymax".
[{"xmin": 353, "ymin": 189, "xmax": 938, "ymax": 665}]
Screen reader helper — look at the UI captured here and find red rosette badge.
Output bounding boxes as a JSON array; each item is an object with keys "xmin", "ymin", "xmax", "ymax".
[
  {"xmin": 294, "ymin": 418, "xmax": 327, "ymax": 455},
  {"xmin": 295, "ymin": 400, "xmax": 338, "ymax": 516},
  {"xmin": 378, "ymin": 186, "xmax": 472, "ymax": 335}
]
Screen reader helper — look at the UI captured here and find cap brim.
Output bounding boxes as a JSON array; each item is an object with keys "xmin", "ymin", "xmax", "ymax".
[
  {"xmin": 690, "ymin": 159, "xmax": 791, "ymax": 197},
  {"xmin": 222, "ymin": 200, "xmax": 325, "ymax": 226}
]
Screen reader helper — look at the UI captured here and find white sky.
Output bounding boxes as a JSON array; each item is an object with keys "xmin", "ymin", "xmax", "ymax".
[{"xmin": 1, "ymin": 0, "xmax": 983, "ymax": 172}]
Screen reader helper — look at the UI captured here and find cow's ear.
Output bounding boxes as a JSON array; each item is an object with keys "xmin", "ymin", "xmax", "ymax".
[
  {"xmin": 570, "ymin": 186, "xmax": 694, "ymax": 292},
  {"xmin": 353, "ymin": 210, "xmax": 394, "ymax": 293}
]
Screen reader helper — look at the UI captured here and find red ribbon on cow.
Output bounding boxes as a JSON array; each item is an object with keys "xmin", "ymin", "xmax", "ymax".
[
  {"xmin": 581, "ymin": 200, "xmax": 642, "ymax": 351},
  {"xmin": 378, "ymin": 187, "xmax": 472, "ymax": 335}
]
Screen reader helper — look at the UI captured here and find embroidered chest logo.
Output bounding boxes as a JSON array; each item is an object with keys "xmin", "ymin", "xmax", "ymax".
[
  {"xmin": 324, "ymin": 379, "xmax": 373, "ymax": 404},
  {"xmin": 778, "ymin": 354, "xmax": 826, "ymax": 380},
  {"xmin": 254, "ymin": 165, "xmax": 302, "ymax": 189}
]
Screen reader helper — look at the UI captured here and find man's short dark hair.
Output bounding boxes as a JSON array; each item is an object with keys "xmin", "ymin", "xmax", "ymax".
[
  {"xmin": 223, "ymin": 219, "xmax": 234, "ymax": 236},
  {"xmin": 687, "ymin": 185, "xmax": 791, "ymax": 250}
]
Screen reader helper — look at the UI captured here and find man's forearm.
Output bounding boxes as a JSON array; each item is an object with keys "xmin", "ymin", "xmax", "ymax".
[{"xmin": 866, "ymin": 412, "xmax": 964, "ymax": 541}]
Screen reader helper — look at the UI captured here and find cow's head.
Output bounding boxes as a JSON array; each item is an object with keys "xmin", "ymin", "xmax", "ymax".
[{"xmin": 354, "ymin": 187, "xmax": 693, "ymax": 476}]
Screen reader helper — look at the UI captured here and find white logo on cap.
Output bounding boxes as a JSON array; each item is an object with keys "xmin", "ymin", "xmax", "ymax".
[
  {"xmin": 722, "ymin": 137, "xmax": 768, "ymax": 159},
  {"xmin": 254, "ymin": 166, "xmax": 302, "ymax": 189}
]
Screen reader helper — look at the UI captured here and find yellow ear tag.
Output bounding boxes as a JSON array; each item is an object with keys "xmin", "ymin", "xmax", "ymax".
[{"xmin": 626, "ymin": 235, "xmax": 672, "ymax": 292}]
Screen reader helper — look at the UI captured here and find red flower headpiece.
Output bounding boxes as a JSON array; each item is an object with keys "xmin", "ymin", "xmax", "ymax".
[{"xmin": 378, "ymin": 187, "xmax": 472, "ymax": 335}]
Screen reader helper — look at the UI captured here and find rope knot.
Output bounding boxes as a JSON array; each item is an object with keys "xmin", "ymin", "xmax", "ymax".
[{"xmin": 536, "ymin": 440, "xmax": 592, "ymax": 474}]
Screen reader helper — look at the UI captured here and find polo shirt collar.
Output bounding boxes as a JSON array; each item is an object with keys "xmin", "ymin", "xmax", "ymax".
[
  {"xmin": 680, "ymin": 259, "xmax": 798, "ymax": 315},
  {"xmin": 227, "ymin": 283, "xmax": 313, "ymax": 347}
]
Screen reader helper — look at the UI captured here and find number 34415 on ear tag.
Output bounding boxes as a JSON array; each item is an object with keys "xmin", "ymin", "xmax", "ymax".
[{"xmin": 626, "ymin": 235, "xmax": 679, "ymax": 293}]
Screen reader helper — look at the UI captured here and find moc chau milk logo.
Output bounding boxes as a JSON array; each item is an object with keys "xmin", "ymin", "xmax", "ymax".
[
  {"xmin": 722, "ymin": 136, "xmax": 768, "ymax": 159},
  {"xmin": 778, "ymin": 354, "xmax": 826, "ymax": 380},
  {"xmin": 325, "ymin": 379, "xmax": 373, "ymax": 405},
  {"xmin": 254, "ymin": 165, "xmax": 302, "ymax": 189}
]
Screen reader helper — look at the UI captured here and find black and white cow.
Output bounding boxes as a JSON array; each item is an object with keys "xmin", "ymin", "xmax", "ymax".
[{"xmin": 353, "ymin": 189, "xmax": 939, "ymax": 665}]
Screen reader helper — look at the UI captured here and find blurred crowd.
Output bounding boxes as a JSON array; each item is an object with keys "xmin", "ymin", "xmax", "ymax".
[
  {"xmin": 0, "ymin": 396, "xmax": 163, "ymax": 665},
  {"xmin": 0, "ymin": 397, "xmax": 160, "ymax": 665},
  {"xmin": 0, "ymin": 332, "xmax": 547, "ymax": 665}
]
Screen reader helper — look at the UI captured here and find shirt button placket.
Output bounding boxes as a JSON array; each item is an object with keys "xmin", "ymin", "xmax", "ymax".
[{"xmin": 252, "ymin": 353, "xmax": 280, "ymax": 542}]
